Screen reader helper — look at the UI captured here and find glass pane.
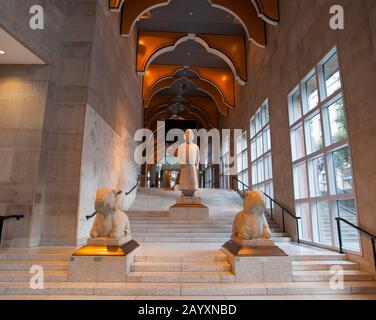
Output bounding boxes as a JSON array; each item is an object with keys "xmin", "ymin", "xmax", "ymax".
[
  {"xmin": 250, "ymin": 116, "xmax": 256, "ymax": 138},
  {"xmin": 293, "ymin": 162, "xmax": 309, "ymax": 199},
  {"xmin": 324, "ymin": 53, "xmax": 341, "ymax": 97},
  {"xmin": 257, "ymin": 159, "xmax": 264, "ymax": 183},
  {"xmin": 264, "ymin": 154, "xmax": 272, "ymax": 180},
  {"xmin": 241, "ymin": 132, "xmax": 247, "ymax": 151},
  {"xmin": 327, "ymin": 98, "xmax": 347, "ymax": 145},
  {"xmin": 305, "ymin": 113, "xmax": 323, "ymax": 154},
  {"xmin": 237, "ymin": 135, "xmax": 242, "ymax": 154},
  {"xmin": 252, "ymin": 163, "xmax": 258, "ymax": 185},
  {"xmin": 251, "ymin": 139, "xmax": 257, "ymax": 161},
  {"xmin": 289, "ymin": 90, "xmax": 302, "ymax": 125},
  {"xmin": 255, "ymin": 110, "xmax": 262, "ymax": 133},
  {"xmin": 242, "ymin": 152, "xmax": 248, "ymax": 170},
  {"xmin": 337, "ymin": 199, "xmax": 360, "ymax": 251},
  {"xmin": 315, "ymin": 201, "xmax": 332, "ymax": 245},
  {"xmin": 291, "ymin": 124, "xmax": 305, "ymax": 161},
  {"xmin": 308, "ymin": 156, "xmax": 328, "ymax": 197},
  {"xmin": 262, "ymin": 103, "xmax": 269, "ymax": 127},
  {"xmin": 256, "ymin": 133, "xmax": 263, "ymax": 158},
  {"xmin": 332, "ymin": 146, "xmax": 353, "ymax": 194},
  {"xmin": 305, "ymin": 73, "xmax": 319, "ymax": 112},
  {"xmin": 263, "ymin": 127, "xmax": 271, "ymax": 152},
  {"xmin": 237, "ymin": 155, "xmax": 243, "ymax": 174},
  {"xmin": 300, "ymin": 202, "xmax": 313, "ymax": 241}
]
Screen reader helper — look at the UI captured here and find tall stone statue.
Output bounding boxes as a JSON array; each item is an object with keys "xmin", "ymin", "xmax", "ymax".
[{"xmin": 177, "ymin": 129, "xmax": 200, "ymax": 196}]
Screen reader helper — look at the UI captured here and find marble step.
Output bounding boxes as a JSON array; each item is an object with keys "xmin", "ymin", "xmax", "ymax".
[
  {"xmin": 127, "ymin": 271, "xmax": 236, "ymax": 283},
  {"xmin": 131, "ymin": 262, "xmax": 231, "ymax": 272},
  {"xmin": 132, "ymin": 232, "xmax": 289, "ymax": 238},
  {"xmin": 292, "ymin": 255, "xmax": 347, "ymax": 261},
  {"xmin": 0, "ymin": 254, "xmax": 70, "ymax": 261},
  {"xmin": 292, "ymin": 260, "xmax": 360, "ymax": 271},
  {"xmin": 0, "ymin": 271, "xmax": 68, "ymax": 282},
  {"xmin": 0, "ymin": 281, "xmax": 376, "ymax": 296},
  {"xmin": 292, "ymin": 270, "xmax": 374, "ymax": 282},
  {"xmin": 131, "ymin": 227, "xmax": 284, "ymax": 233},
  {"xmin": 0, "ymin": 260, "xmax": 69, "ymax": 271},
  {"xmin": 135, "ymin": 253, "xmax": 228, "ymax": 263},
  {"xmin": 134, "ymin": 236, "xmax": 292, "ymax": 243}
]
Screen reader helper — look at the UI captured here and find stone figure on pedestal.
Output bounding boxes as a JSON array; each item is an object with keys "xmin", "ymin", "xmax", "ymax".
[
  {"xmin": 89, "ymin": 188, "xmax": 132, "ymax": 246},
  {"xmin": 177, "ymin": 129, "xmax": 200, "ymax": 197},
  {"xmin": 232, "ymin": 190, "xmax": 273, "ymax": 246}
]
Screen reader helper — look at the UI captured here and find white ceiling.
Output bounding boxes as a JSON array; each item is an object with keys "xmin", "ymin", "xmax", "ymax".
[{"xmin": 0, "ymin": 26, "xmax": 45, "ymax": 64}]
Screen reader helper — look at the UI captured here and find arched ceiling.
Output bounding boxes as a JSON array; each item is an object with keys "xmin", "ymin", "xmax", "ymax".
[{"xmin": 108, "ymin": 0, "xmax": 279, "ymax": 126}]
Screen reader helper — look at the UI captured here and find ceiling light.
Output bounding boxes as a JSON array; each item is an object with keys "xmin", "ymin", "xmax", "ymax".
[
  {"xmin": 187, "ymin": 52, "xmax": 191, "ymax": 56},
  {"xmin": 0, "ymin": 50, "xmax": 6, "ymax": 55},
  {"xmin": 189, "ymin": 12, "xmax": 194, "ymax": 16}
]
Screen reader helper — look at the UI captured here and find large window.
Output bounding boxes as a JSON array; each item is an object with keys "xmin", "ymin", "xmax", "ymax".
[
  {"xmin": 236, "ymin": 131, "xmax": 248, "ymax": 191},
  {"xmin": 250, "ymin": 101, "xmax": 273, "ymax": 203},
  {"xmin": 288, "ymin": 48, "xmax": 359, "ymax": 251}
]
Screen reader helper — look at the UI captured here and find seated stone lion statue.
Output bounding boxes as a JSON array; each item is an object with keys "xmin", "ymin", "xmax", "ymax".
[
  {"xmin": 90, "ymin": 188, "xmax": 131, "ymax": 239},
  {"xmin": 232, "ymin": 190, "xmax": 271, "ymax": 240}
]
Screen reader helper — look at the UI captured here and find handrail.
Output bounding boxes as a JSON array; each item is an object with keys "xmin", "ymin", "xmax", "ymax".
[
  {"xmin": 232, "ymin": 176, "xmax": 301, "ymax": 243},
  {"xmin": 338, "ymin": 204, "xmax": 357, "ymax": 216},
  {"xmin": 86, "ymin": 176, "xmax": 140, "ymax": 221},
  {"xmin": 0, "ymin": 215, "xmax": 24, "ymax": 221},
  {"xmin": 335, "ymin": 217, "xmax": 376, "ymax": 268}
]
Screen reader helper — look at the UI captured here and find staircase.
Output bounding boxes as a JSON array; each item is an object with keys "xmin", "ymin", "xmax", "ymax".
[
  {"xmin": 127, "ymin": 188, "xmax": 292, "ymax": 243},
  {"xmin": 0, "ymin": 188, "xmax": 374, "ymax": 298}
]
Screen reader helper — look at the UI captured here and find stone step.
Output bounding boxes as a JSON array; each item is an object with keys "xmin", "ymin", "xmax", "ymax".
[
  {"xmin": 134, "ymin": 237, "xmax": 292, "ymax": 243},
  {"xmin": 135, "ymin": 253, "xmax": 228, "ymax": 263},
  {"xmin": 131, "ymin": 262, "xmax": 231, "ymax": 272},
  {"xmin": 0, "ymin": 271, "xmax": 68, "ymax": 282},
  {"xmin": 131, "ymin": 227, "xmax": 283, "ymax": 233},
  {"xmin": 0, "ymin": 281, "xmax": 376, "ymax": 296},
  {"xmin": 292, "ymin": 270, "xmax": 374, "ymax": 282},
  {"xmin": 0, "ymin": 260, "xmax": 69, "ymax": 271},
  {"xmin": 132, "ymin": 232, "xmax": 289, "ymax": 238},
  {"xmin": 0, "ymin": 254, "xmax": 70, "ymax": 261},
  {"xmin": 127, "ymin": 271, "xmax": 236, "ymax": 283},
  {"xmin": 292, "ymin": 260, "xmax": 360, "ymax": 271},
  {"xmin": 292, "ymin": 255, "xmax": 348, "ymax": 261}
]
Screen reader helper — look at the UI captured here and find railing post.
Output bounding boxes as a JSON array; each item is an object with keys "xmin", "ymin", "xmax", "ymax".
[
  {"xmin": 282, "ymin": 209, "xmax": 285, "ymax": 233},
  {"xmin": 372, "ymin": 238, "xmax": 376, "ymax": 269},
  {"xmin": 270, "ymin": 199, "xmax": 273, "ymax": 221},
  {"xmin": 296, "ymin": 218, "xmax": 300, "ymax": 243},
  {"xmin": 336, "ymin": 218, "xmax": 344, "ymax": 254}
]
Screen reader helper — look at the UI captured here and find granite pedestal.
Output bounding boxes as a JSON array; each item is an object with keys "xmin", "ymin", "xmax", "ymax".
[
  {"xmin": 68, "ymin": 237, "xmax": 140, "ymax": 282},
  {"xmin": 223, "ymin": 239, "xmax": 292, "ymax": 282},
  {"xmin": 169, "ymin": 196, "xmax": 209, "ymax": 220}
]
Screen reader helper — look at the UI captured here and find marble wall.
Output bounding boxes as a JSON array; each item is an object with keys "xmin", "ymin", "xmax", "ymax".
[
  {"xmin": 77, "ymin": 104, "xmax": 139, "ymax": 243},
  {"xmin": 219, "ymin": 0, "xmax": 376, "ymax": 271},
  {"xmin": 0, "ymin": 0, "xmax": 142, "ymax": 247}
]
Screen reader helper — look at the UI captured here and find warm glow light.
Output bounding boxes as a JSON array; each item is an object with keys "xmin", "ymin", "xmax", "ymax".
[
  {"xmin": 139, "ymin": 40, "xmax": 145, "ymax": 45},
  {"xmin": 0, "ymin": 50, "xmax": 6, "ymax": 55},
  {"xmin": 222, "ymin": 75, "xmax": 228, "ymax": 82}
]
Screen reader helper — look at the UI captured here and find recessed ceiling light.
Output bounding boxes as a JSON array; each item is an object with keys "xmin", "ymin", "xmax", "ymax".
[
  {"xmin": 189, "ymin": 12, "xmax": 194, "ymax": 16},
  {"xmin": 0, "ymin": 50, "xmax": 6, "ymax": 55},
  {"xmin": 187, "ymin": 52, "xmax": 191, "ymax": 56}
]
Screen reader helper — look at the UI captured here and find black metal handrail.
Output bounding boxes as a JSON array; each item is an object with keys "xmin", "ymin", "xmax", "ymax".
[
  {"xmin": 86, "ymin": 176, "xmax": 140, "ymax": 221},
  {"xmin": 338, "ymin": 204, "xmax": 357, "ymax": 216},
  {"xmin": 0, "ymin": 215, "xmax": 25, "ymax": 244},
  {"xmin": 232, "ymin": 176, "xmax": 301, "ymax": 243},
  {"xmin": 0, "ymin": 215, "xmax": 24, "ymax": 221},
  {"xmin": 335, "ymin": 217, "xmax": 376, "ymax": 267}
]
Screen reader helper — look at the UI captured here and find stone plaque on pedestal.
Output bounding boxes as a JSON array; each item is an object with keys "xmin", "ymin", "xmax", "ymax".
[{"xmin": 169, "ymin": 196, "xmax": 209, "ymax": 220}]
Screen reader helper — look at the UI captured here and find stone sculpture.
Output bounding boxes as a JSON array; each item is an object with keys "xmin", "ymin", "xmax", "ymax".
[
  {"xmin": 177, "ymin": 129, "xmax": 200, "ymax": 196},
  {"xmin": 232, "ymin": 190, "xmax": 271, "ymax": 241},
  {"xmin": 90, "ymin": 188, "xmax": 131, "ymax": 239}
]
